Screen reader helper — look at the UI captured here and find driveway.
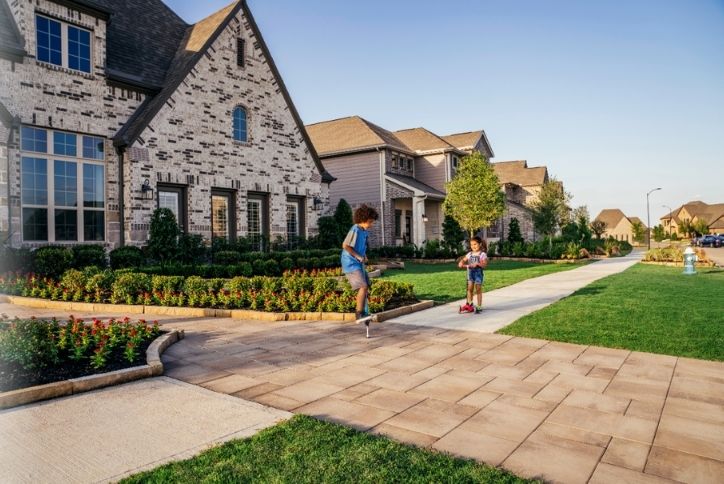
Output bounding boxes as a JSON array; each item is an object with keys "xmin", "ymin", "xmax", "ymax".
[
  {"xmin": 2, "ymin": 302, "xmax": 722, "ymax": 484},
  {"xmin": 704, "ymin": 247, "xmax": 724, "ymax": 267}
]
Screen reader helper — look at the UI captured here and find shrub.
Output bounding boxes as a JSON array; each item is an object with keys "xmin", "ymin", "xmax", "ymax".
[
  {"xmin": 280, "ymin": 257, "xmax": 294, "ymax": 271},
  {"xmin": 111, "ymin": 272, "xmax": 151, "ymax": 304},
  {"xmin": 110, "ymin": 246, "xmax": 144, "ymax": 269},
  {"xmin": 60, "ymin": 269, "xmax": 87, "ymax": 301},
  {"xmin": 0, "ymin": 246, "xmax": 32, "ymax": 273},
  {"xmin": 147, "ymin": 208, "xmax": 179, "ymax": 262},
  {"xmin": 238, "ymin": 262, "xmax": 253, "ymax": 277},
  {"xmin": 313, "ymin": 277, "xmax": 339, "ymax": 294},
  {"xmin": 214, "ymin": 251, "xmax": 241, "ymax": 265},
  {"xmin": 507, "ymin": 218, "xmax": 524, "ymax": 244},
  {"xmin": 562, "ymin": 242, "xmax": 582, "ymax": 260},
  {"xmin": 72, "ymin": 244, "xmax": 106, "ymax": 269},
  {"xmin": 0, "ymin": 318, "xmax": 61, "ymax": 370},
  {"xmin": 252, "ymin": 259, "xmax": 266, "ymax": 276},
  {"xmin": 177, "ymin": 233, "xmax": 206, "ymax": 264},
  {"xmin": 33, "ymin": 246, "xmax": 73, "ymax": 279},
  {"xmin": 263, "ymin": 259, "xmax": 279, "ymax": 276},
  {"xmin": 151, "ymin": 275, "xmax": 185, "ymax": 293},
  {"xmin": 85, "ymin": 269, "xmax": 115, "ymax": 302}
]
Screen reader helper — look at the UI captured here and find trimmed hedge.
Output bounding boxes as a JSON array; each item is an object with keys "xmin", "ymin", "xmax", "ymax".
[{"xmin": 0, "ymin": 269, "xmax": 417, "ymax": 314}]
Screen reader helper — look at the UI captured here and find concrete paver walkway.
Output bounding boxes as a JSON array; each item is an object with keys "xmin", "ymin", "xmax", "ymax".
[
  {"xmin": 1, "ymin": 253, "xmax": 722, "ymax": 484},
  {"xmin": 386, "ymin": 251, "xmax": 642, "ymax": 332},
  {"xmin": 0, "ymin": 377, "xmax": 290, "ymax": 483}
]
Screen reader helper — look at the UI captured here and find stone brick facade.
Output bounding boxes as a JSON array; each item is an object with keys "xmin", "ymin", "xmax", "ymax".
[{"xmin": 0, "ymin": 0, "xmax": 328, "ymax": 249}]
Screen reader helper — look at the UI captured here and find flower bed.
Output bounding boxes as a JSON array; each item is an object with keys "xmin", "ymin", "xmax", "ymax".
[
  {"xmin": 0, "ymin": 316, "xmax": 161, "ymax": 392},
  {"xmin": 0, "ymin": 270, "xmax": 416, "ymax": 314}
]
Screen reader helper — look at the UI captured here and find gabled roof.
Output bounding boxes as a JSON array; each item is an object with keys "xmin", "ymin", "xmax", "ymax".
[
  {"xmin": 385, "ymin": 173, "xmax": 446, "ymax": 200},
  {"xmin": 0, "ymin": 0, "xmax": 26, "ymax": 61},
  {"xmin": 594, "ymin": 209, "xmax": 627, "ymax": 228},
  {"xmin": 492, "ymin": 160, "xmax": 548, "ymax": 187},
  {"xmin": 94, "ymin": 0, "xmax": 188, "ymax": 90},
  {"xmin": 110, "ymin": 1, "xmax": 331, "ymax": 182},
  {"xmin": 441, "ymin": 130, "xmax": 495, "ymax": 158},
  {"xmin": 306, "ymin": 116, "xmax": 412, "ymax": 156},
  {"xmin": 393, "ymin": 127, "xmax": 461, "ymax": 154}
]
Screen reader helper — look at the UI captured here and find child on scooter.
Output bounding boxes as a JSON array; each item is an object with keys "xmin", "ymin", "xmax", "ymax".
[{"xmin": 458, "ymin": 236, "xmax": 488, "ymax": 313}]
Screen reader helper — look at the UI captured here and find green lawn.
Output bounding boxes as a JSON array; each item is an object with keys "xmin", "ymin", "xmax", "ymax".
[
  {"xmin": 122, "ymin": 415, "xmax": 533, "ymax": 484},
  {"xmin": 380, "ymin": 259, "xmax": 589, "ymax": 303},
  {"xmin": 500, "ymin": 264, "xmax": 724, "ymax": 361}
]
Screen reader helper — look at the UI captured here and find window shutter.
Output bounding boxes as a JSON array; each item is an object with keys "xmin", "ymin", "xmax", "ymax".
[{"xmin": 237, "ymin": 38, "xmax": 245, "ymax": 67}]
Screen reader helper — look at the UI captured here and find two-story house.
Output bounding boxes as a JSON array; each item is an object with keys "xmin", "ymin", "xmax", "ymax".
[
  {"xmin": 661, "ymin": 201, "xmax": 724, "ymax": 237},
  {"xmin": 0, "ymin": 0, "xmax": 332, "ymax": 249}
]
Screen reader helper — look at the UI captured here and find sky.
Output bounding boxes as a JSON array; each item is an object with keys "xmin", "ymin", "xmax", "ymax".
[{"xmin": 165, "ymin": 0, "xmax": 724, "ymax": 226}]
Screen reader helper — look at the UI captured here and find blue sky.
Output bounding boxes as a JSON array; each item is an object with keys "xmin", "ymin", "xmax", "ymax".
[{"xmin": 165, "ymin": 0, "xmax": 724, "ymax": 225}]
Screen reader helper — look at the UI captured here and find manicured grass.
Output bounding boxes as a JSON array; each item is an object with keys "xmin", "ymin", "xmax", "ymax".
[
  {"xmin": 380, "ymin": 259, "xmax": 589, "ymax": 303},
  {"xmin": 121, "ymin": 415, "xmax": 533, "ymax": 484},
  {"xmin": 500, "ymin": 264, "xmax": 724, "ymax": 361}
]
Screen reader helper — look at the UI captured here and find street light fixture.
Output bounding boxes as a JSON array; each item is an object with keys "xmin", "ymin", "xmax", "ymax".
[
  {"xmin": 646, "ymin": 187, "xmax": 662, "ymax": 250},
  {"xmin": 662, "ymin": 204, "xmax": 672, "ymax": 240}
]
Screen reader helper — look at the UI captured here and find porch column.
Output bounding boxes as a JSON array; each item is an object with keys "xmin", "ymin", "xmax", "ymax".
[{"xmin": 412, "ymin": 195, "xmax": 426, "ymax": 246}]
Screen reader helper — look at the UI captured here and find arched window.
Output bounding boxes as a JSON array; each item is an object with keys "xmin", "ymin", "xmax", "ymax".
[{"xmin": 233, "ymin": 106, "xmax": 247, "ymax": 142}]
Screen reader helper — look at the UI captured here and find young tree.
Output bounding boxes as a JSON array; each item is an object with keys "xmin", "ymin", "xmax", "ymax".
[
  {"xmin": 693, "ymin": 218, "xmax": 710, "ymax": 237},
  {"xmin": 442, "ymin": 214, "xmax": 466, "ymax": 252},
  {"xmin": 653, "ymin": 224, "xmax": 666, "ymax": 242},
  {"xmin": 147, "ymin": 208, "xmax": 179, "ymax": 262},
  {"xmin": 590, "ymin": 220, "xmax": 607, "ymax": 239},
  {"xmin": 528, "ymin": 177, "xmax": 571, "ymax": 252},
  {"xmin": 443, "ymin": 151, "xmax": 505, "ymax": 239},
  {"xmin": 507, "ymin": 218, "xmax": 524, "ymax": 244},
  {"xmin": 334, "ymin": 199, "xmax": 354, "ymax": 243},
  {"xmin": 631, "ymin": 220, "xmax": 646, "ymax": 244},
  {"xmin": 678, "ymin": 219, "xmax": 695, "ymax": 239}
]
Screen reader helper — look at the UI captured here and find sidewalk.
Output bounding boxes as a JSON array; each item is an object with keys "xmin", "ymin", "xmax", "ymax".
[{"xmin": 386, "ymin": 251, "xmax": 643, "ymax": 332}]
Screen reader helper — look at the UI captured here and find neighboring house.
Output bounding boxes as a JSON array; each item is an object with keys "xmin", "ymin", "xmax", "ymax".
[
  {"xmin": 661, "ymin": 201, "xmax": 724, "ymax": 236},
  {"xmin": 593, "ymin": 209, "xmax": 645, "ymax": 244},
  {"xmin": 0, "ymin": 0, "xmax": 332, "ymax": 249}
]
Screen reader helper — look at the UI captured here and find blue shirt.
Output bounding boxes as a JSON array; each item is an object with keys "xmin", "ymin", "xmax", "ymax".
[{"xmin": 341, "ymin": 224, "xmax": 368, "ymax": 273}]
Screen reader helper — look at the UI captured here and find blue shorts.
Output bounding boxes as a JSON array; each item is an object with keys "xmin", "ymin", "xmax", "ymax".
[{"xmin": 467, "ymin": 269, "xmax": 484, "ymax": 285}]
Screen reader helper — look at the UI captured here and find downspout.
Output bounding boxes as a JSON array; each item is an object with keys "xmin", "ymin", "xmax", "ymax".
[
  {"xmin": 376, "ymin": 146, "xmax": 385, "ymax": 246},
  {"xmin": 116, "ymin": 145, "xmax": 125, "ymax": 246},
  {"xmin": 5, "ymin": 118, "xmax": 19, "ymax": 244}
]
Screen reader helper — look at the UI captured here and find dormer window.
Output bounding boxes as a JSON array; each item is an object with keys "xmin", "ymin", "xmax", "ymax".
[{"xmin": 35, "ymin": 14, "xmax": 92, "ymax": 73}]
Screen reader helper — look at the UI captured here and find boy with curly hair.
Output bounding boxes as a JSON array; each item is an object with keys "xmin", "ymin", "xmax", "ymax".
[{"xmin": 341, "ymin": 204, "xmax": 379, "ymax": 327}]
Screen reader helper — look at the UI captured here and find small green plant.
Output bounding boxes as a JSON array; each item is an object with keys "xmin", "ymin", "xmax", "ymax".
[
  {"xmin": 110, "ymin": 246, "xmax": 144, "ymax": 269},
  {"xmin": 33, "ymin": 246, "xmax": 73, "ymax": 279}
]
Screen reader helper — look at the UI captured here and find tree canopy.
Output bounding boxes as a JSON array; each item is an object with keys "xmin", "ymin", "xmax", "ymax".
[{"xmin": 443, "ymin": 151, "xmax": 505, "ymax": 238}]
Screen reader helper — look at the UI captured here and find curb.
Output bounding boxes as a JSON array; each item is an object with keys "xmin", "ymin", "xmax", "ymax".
[
  {"xmin": 0, "ymin": 329, "xmax": 184, "ymax": 410},
  {"xmin": 373, "ymin": 300, "xmax": 434, "ymax": 323},
  {"xmin": 0, "ymin": 295, "xmax": 429, "ymax": 323}
]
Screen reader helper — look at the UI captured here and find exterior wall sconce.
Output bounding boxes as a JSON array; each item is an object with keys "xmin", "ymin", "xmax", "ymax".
[
  {"xmin": 422, "ymin": 214, "xmax": 429, "ymax": 223},
  {"xmin": 141, "ymin": 179, "xmax": 154, "ymax": 200},
  {"xmin": 313, "ymin": 196, "xmax": 324, "ymax": 211}
]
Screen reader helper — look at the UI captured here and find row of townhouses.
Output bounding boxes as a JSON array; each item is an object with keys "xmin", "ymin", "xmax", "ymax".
[{"xmin": 0, "ymin": 0, "xmax": 553, "ymax": 250}]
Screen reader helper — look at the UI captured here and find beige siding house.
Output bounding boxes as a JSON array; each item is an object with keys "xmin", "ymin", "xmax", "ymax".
[
  {"xmin": 661, "ymin": 201, "xmax": 724, "ymax": 236},
  {"xmin": 594, "ymin": 209, "xmax": 645, "ymax": 244}
]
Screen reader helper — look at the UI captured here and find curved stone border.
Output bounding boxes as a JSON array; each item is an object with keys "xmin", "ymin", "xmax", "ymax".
[
  {"xmin": 0, "ymin": 329, "xmax": 184, "ymax": 410},
  {"xmin": 0, "ymin": 295, "xmax": 432, "ymax": 323}
]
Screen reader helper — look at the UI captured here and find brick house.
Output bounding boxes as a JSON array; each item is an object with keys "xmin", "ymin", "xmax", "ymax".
[{"xmin": 0, "ymin": 0, "xmax": 332, "ymax": 249}]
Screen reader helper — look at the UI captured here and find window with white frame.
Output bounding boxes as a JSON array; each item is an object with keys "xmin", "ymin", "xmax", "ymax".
[
  {"xmin": 35, "ymin": 14, "xmax": 92, "ymax": 73},
  {"xmin": 286, "ymin": 201, "xmax": 300, "ymax": 238},
  {"xmin": 20, "ymin": 126, "xmax": 105, "ymax": 242}
]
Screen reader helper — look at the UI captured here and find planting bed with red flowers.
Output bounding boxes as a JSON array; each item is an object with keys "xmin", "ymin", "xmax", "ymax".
[
  {"xmin": 0, "ymin": 270, "xmax": 416, "ymax": 313},
  {"xmin": 0, "ymin": 316, "xmax": 161, "ymax": 392}
]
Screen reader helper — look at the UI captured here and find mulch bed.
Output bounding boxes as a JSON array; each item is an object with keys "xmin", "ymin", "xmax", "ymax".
[{"xmin": 0, "ymin": 338, "xmax": 155, "ymax": 393}]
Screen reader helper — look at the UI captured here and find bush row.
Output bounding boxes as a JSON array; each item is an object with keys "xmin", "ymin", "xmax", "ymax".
[
  {"xmin": 368, "ymin": 239, "xmax": 465, "ymax": 260},
  {"xmin": 489, "ymin": 237, "xmax": 632, "ymax": 260},
  {"xmin": 0, "ymin": 269, "xmax": 416, "ymax": 314}
]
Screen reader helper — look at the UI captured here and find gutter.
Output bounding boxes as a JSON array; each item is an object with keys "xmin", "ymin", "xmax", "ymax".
[{"xmin": 116, "ymin": 146, "xmax": 125, "ymax": 246}]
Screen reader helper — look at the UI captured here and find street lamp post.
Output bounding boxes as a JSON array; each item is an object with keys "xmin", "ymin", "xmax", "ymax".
[
  {"xmin": 647, "ymin": 187, "xmax": 662, "ymax": 250},
  {"xmin": 663, "ymin": 204, "xmax": 672, "ymax": 240}
]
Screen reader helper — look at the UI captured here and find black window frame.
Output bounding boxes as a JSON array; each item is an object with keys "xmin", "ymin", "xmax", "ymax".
[
  {"xmin": 211, "ymin": 188, "xmax": 236, "ymax": 242},
  {"xmin": 157, "ymin": 183, "xmax": 188, "ymax": 233},
  {"xmin": 247, "ymin": 191, "xmax": 269, "ymax": 250}
]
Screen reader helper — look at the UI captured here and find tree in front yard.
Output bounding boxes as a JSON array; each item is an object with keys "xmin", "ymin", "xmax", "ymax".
[
  {"xmin": 653, "ymin": 224, "xmax": 666, "ymax": 242},
  {"xmin": 693, "ymin": 218, "xmax": 710, "ymax": 237},
  {"xmin": 528, "ymin": 177, "xmax": 571, "ymax": 253},
  {"xmin": 442, "ymin": 214, "xmax": 466, "ymax": 252},
  {"xmin": 678, "ymin": 219, "xmax": 695, "ymax": 239},
  {"xmin": 590, "ymin": 220, "xmax": 607, "ymax": 239},
  {"xmin": 148, "ymin": 208, "xmax": 180, "ymax": 262},
  {"xmin": 334, "ymin": 199, "xmax": 354, "ymax": 243},
  {"xmin": 631, "ymin": 220, "xmax": 646, "ymax": 244},
  {"xmin": 443, "ymin": 151, "xmax": 505, "ymax": 239},
  {"xmin": 507, "ymin": 218, "xmax": 524, "ymax": 244}
]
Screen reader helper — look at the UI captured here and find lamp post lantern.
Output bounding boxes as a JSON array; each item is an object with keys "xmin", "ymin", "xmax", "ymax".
[
  {"xmin": 662, "ymin": 204, "xmax": 672, "ymax": 240},
  {"xmin": 646, "ymin": 187, "xmax": 662, "ymax": 250}
]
